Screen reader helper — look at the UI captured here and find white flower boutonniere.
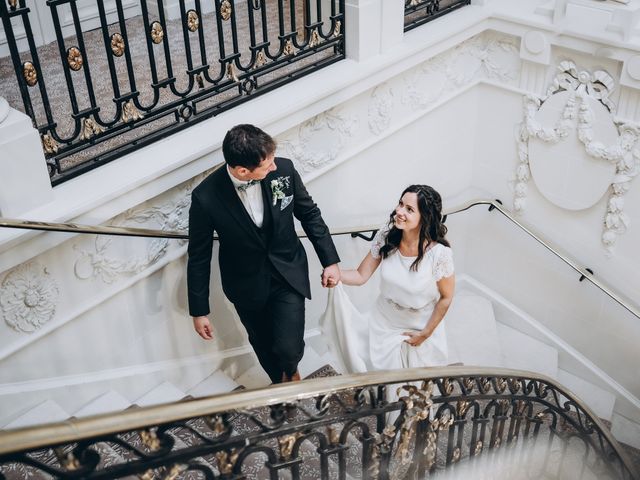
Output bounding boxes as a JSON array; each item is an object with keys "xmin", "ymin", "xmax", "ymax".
[{"xmin": 270, "ymin": 176, "xmax": 291, "ymax": 206}]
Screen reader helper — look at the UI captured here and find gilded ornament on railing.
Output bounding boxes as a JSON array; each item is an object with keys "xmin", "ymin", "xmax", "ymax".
[
  {"xmin": 456, "ymin": 400, "xmax": 470, "ymax": 417},
  {"xmin": 226, "ymin": 63, "xmax": 239, "ymax": 82},
  {"xmin": 22, "ymin": 61, "xmax": 37, "ymax": 86},
  {"xmin": 41, "ymin": 133, "xmax": 59, "ymax": 154},
  {"xmin": 150, "ymin": 21, "xmax": 164, "ymax": 44},
  {"xmin": 423, "ymin": 427, "xmax": 437, "ymax": 470},
  {"xmin": 462, "ymin": 377, "xmax": 474, "ymax": 391},
  {"xmin": 139, "ymin": 429, "xmax": 161, "ymax": 452},
  {"xmin": 499, "ymin": 398, "xmax": 510, "ymax": 415},
  {"xmin": 215, "ymin": 449, "xmax": 239, "ymax": 474},
  {"xmin": 441, "ymin": 377, "xmax": 454, "ymax": 394},
  {"xmin": 309, "ymin": 30, "xmax": 320, "ymax": 48},
  {"xmin": 121, "ymin": 100, "xmax": 143, "ymax": 123},
  {"xmin": 139, "ymin": 469, "xmax": 154, "ymax": 480},
  {"xmin": 164, "ymin": 464, "xmax": 188, "ymax": 480},
  {"xmin": 110, "ymin": 33, "xmax": 125, "ymax": 57},
  {"xmin": 205, "ymin": 414, "xmax": 226, "ymax": 434},
  {"xmin": 278, "ymin": 433, "xmax": 301, "ymax": 459},
  {"xmin": 473, "ymin": 440, "xmax": 483, "ymax": 455},
  {"xmin": 508, "ymin": 377, "xmax": 521, "ymax": 393},
  {"xmin": 187, "ymin": 10, "xmax": 199, "ymax": 32},
  {"xmin": 54, "ymin": 449, "xmax": 80, "ymax": 471},
  {"xmin": 332, "ymin": 20, "xmax": 342, "ymax": 38},
  {"xmin": 326, "ymin": 426, "xmax": 340, "ymax": 444},
  {"xmin": 67, "ymin": 46, "xmax": 83, "ymax": 71},
  {"xmin": 492, "ymin": 436, "xmax": 501, "ymax": 448},
  {"xmin": 220, "ymin": 0, "xmax": 232, "ymax": 20},
  {"xmin": 283, "ymin": 39, "xmax": 295, "ymax": 56},
  {"xmin": 80, "ymin": 118, "xmax": 104, "ymax": 140},
  {"xmin": 451, "ymin": 446, "xmax": 461, "ymax": 463},
  {"xmin": 8, "ymin": 0, "xmax": 17, "ymax": 9},
  {"xmin": 255, "ymin": 50, "xmax": 266, "ymax": 68}
]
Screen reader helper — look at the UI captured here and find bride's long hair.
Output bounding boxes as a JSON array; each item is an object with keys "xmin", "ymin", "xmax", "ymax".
[{"xmin": 379, "ymin": 185, "xmax": 450, "ymax": 272}]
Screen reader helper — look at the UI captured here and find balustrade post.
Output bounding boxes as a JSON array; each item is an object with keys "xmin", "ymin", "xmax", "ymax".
[
  {"xmin": 0, "ymin": 98, "xmax": 53, "ymax": 217},
  {"xmin": 379, "ymin": 0, "xmax": 403, "ymax": 53},
  {"xmin": 344, "ymin": 0, "xmax": 383, "ymax": 61}
]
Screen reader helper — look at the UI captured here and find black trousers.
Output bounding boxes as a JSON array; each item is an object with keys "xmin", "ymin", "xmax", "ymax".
[{"xmin": 234, "ymin": 273, "xmax": 305, "ymax": 383}]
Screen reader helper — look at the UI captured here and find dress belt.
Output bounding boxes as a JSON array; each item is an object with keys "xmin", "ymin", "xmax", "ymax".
[{"xmin": 382, "ymin": 296, "xmax": 435, "ymax": 313}]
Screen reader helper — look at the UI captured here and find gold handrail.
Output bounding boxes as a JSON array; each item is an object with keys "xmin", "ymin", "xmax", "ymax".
[
  {"xmin": 1, "ymin": 198, "xmax": 638, "ymax": 320},
  {"xmin": 0, "ymin": 365, "xmax": 633, "ymax": 477}
]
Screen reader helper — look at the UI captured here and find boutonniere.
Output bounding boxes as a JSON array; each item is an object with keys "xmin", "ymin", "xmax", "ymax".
[{"xmin": 270, "ymin": 176, "xmax": 291, "ymax": 207}]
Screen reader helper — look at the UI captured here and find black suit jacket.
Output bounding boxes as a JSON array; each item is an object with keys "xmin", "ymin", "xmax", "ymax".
[{"xmin": 187, "ymin": 157, "xmax": 340, "ymax": 316}]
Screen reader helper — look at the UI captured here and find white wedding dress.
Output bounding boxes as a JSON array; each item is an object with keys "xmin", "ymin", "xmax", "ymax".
[{"xmin": 320, "ymin": 226, "xmax": 454, "ymax": 374}]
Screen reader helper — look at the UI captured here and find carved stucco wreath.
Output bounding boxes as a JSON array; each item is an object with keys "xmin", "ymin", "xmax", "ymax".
[
  {"xmin": 0, "ymin": 262, "xmax": 59, "ymax": 333},
  {"xmin": 514, "ymin": 61, "xmax": 640, "ymax": 255}
]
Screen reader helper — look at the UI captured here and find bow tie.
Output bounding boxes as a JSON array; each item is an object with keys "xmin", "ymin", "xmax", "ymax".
[{"xmin": 236, "ymin": 179, "xmax": 260, "ymax": 192}]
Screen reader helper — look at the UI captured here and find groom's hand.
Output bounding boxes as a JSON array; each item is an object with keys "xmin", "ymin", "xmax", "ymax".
[
  {"xmin": 322, "ymin": 263, "xmax": 341, "ymax": 288},
  {"xmin": 193, "ymin": 316, "xmax": 214, "ymax": 340}
]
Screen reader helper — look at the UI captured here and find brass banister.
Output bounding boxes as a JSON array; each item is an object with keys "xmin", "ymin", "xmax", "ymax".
[
  {"xmin": 1, "ymin": 198, "xmax": 638, "ymax": 320},
  {"xmin": 0, "ymin": 366, "xmax": 635, "ymax": 474},
  {"xmin": 0, "ymin": 366, "xmax": 638, "ymax": 479}
]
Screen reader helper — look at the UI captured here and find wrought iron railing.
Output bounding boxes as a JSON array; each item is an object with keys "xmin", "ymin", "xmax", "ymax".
[
  {"xmin": 1, "ymin": 198, "xmax": 638, "ymax": 322},
  {"xmin": 0, "ymin": 0, "xmax": 345, "ymax": 185},
  {"xmin": 0, "ymin": 367, "xmax": 636, "ymax": 479},
  {"xmin": 404, "ymin": 0, "xmax": 471, "ymax": 32}
]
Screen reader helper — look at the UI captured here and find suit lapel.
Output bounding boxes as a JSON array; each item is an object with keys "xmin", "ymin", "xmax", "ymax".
[{"xmin": 216, "ymin": 170, "xmax": 265, "ymax": 246}]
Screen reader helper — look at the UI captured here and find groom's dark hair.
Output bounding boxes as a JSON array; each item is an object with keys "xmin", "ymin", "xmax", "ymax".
[{"xmin": 223, "ymin": 124, "xmax": 276, "ymax": 170}]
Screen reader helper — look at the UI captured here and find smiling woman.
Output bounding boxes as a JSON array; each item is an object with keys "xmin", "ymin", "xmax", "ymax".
[{"xmin": 320, "ymin": 185, "xmax": 456, "ymax": 374}]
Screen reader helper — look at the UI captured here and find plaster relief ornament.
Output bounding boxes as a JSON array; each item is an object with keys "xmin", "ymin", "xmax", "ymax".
[
  {"xmin": 514, "ymin": 61, "xmax": 639, "ymax": 255},
  {"xmin": 402, "ymin": 33, "xmax": 519, "ymax": 111},
  {"xmin": 0, "ymin": 262, "xmax": 60, "ymax": 333},
  {"xmin": 74, "ymin": 188, "xmax": 191, "ymax": 283},
  {"xmin": 277, "ymin": 107, "xmax": 358, "ymax": 174}
]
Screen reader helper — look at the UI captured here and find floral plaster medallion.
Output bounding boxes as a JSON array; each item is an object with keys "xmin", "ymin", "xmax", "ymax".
[
  {"xmin": 0, "ymin": 262, "xmax": 59, "ymax": 333},
  {"xmin": 515, "ymin": 61, "xmax": 640, "ymax": 254}
]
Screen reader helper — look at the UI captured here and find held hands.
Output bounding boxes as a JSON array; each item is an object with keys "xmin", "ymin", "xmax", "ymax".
[
  {"xmin": 193, "ymin": 316, "xmax": 214, "ymax": 340},
  {"xmin": 402, "ymin": 329, "xmax": 431, "ymax": 347},
  {"xmin": 321, "ymin": 263, "xmax": 341, "ymax": 288}
]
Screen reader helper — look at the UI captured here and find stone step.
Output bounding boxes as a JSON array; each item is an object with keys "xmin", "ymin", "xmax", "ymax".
[
  {"xmin": 134, "ymin": 381, "xmax": 186, "ymax": 407},
  {"xmin": 446, "ymin": 291, "xmax": 502, "ymax": 367},
  {"xmin": 73, "ymin": 390, "xmax": 131, "ymax": 418},
  {"xmin": 187, "ymin": 370, "xmax": 240, "ymax": 398},
  {"xmin": 495, "ymin": 323, "xmax": 558, "ymax": 378},
  {"xmin": 3, "ymin": 399, "xmax": 69, "ymax": 430},
  {"xmin": 235, "ymin": 364, "xmax": 271, "ymax": 390},
  {"xmin": 556, "ymin": 368, "xmax": 616, "ymax": 421}
]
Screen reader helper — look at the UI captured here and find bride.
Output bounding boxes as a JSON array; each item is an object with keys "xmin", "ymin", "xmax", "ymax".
[{"xmin": 322, "ymin": 184, "xmax": 455, "ymax": 373}]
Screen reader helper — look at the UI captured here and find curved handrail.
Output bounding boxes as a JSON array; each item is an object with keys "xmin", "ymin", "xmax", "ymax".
[
  {"xmin": 0, "ymin": 366, "xmax": 636, "ymax": 478},
  {"xmin": 1, "ymin": 198, "xmax": 638, "ymax": 320}
]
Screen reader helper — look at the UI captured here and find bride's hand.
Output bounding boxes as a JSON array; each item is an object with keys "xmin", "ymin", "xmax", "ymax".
[{"xmin": 402, "ymin": 330, "xmax": 430, "ymax": 347}]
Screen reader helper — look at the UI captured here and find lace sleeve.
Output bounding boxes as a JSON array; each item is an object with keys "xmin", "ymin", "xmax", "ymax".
[
  {"xmin": 370, "ymin": 224, "xmax": 390, "ymax": 259},
  {"xmin": 433, "ymin": 246, "xmax": 454, "ymax": 281}
]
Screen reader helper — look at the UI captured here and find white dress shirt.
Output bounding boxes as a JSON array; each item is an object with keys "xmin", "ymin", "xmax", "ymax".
[{"xmin": 227, "ymin": 165, "xmax": 265, "ymax": 227}]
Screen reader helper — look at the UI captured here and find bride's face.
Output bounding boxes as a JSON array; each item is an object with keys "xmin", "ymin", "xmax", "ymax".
[{"xmin": 393, "ymin": 192, "xmax": 421, "ymax": 231}]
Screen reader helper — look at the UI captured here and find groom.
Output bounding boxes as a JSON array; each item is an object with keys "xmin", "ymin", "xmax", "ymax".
[{"xmin": 187, "ymin": 124, "xmax": 340, "ymax": 383}]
